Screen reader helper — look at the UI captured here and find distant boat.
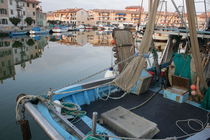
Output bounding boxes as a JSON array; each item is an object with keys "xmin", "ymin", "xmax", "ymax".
[
  {"xmin": 77, "ymin": 24, "xmax": 85, "ymax": 29},
  {"xmin": 9, "ymin": 31, "xmax": 27, "ymax": 37},
  {"xmin": 104, "ymin": 25, "xmax": 115, "ymax": 31},
  {"xmin": 52, "ymin": 26, "xmax": 69, "ymax": 33},
  {"xmin": 29, "ymin": 27, "xmax": 49, "ymax": 35}
]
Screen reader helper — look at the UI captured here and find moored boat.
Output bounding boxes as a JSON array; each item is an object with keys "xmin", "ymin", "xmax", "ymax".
[
  {"xmin": 52, "ymin": 26, "xmax": 69, "ymax": 33},
  {"xmin": 29, "ymin": 27, "xmax": 49, "ymax": 35},
  {"xmin": 15, "ymin": 1, "xmax": 210, "ymax": 140},
  {"xmin": 9, "ymin": 31, "xmax": 27, "ymax": 37}
]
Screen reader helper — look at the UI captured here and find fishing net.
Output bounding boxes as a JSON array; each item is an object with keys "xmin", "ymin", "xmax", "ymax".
[
  {"xmin": 61, "ymin": 102, "xmax": 86, "ymax": 117},
  {"xmin": 113, "ymin": 0, "xmax": 160, "ymax": 92},
  {"xmin": 173, "ymin": 53, "xmax": 192, "ymax": 80}
]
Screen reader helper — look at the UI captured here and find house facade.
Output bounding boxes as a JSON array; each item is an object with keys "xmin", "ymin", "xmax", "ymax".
[
  {"xmin": 47, "ymin": 6, "xmax": 210, "ymax": 29},
  {"xmin": 0, "ymin": 0, "xmax": 45, "ymax": 29},
  {"xmin": 47, "ymin": 8, "xmax": 88, "ymax": 26}
]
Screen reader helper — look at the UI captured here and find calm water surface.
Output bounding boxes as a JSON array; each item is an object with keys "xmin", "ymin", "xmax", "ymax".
[{"xmin": 0, "ymin": 31, "xmax": 114, "ymax": 139}]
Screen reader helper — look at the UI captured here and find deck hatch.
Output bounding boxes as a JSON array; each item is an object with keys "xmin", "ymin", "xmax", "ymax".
[{"xmin": 101, "ymin": 106, "xmax": 159, "ymax": 139}]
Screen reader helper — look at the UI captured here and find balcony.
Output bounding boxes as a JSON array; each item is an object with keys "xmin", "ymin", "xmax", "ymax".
[{"xmin": 116, "ymin": 13, "xmax": 126, "ymax": 16}]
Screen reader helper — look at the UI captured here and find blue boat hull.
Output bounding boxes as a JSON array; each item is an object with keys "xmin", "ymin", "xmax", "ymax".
[
  {"xmin": 9, "ymin": 31, "xmax": 27, "ymax": 37},
  {"xmin": 28, "ymin": 78, "xmax": 119, "ymax": 139}
]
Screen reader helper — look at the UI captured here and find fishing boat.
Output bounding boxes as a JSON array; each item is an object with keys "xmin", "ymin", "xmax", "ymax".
[
  {"xmin": 29, "ymin": 27, "xmax": 49, "ymax": 35},
  {"xmin": 16, "ymin": 1, "xmax": 210, "ymax": 140}
]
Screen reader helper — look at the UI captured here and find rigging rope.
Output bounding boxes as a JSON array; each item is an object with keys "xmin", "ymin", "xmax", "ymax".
[
  {"xmin": 129, "ymin": 88, "xmax": 161, "ymax": 111},
  {"xmin": 56, "ymin": 53, "xmax": 138, "ymax": 91},
  {"xmin": 176, "ymin": 112, "xmax": 210, "ymax": 137},
  {"xmin": 16, "ymin": 95, "xmax": 86, "ymax": 121},
  {"xmin": 51, "ymin": 52, "xmax": 151, "ymax": 94}
]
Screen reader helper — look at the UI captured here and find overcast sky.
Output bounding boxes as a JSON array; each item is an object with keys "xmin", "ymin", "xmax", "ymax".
[{"xmin": 40, "ymin": 0, "xmax": 209, "ymax": 13}]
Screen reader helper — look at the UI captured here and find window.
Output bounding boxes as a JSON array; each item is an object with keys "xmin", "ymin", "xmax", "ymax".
[
  {"xmin": 3, "ymin": 71, "xmax": 6, "ymax": 76},
  {"xmin": 23, "ymin": 11, "xmax": 25, "ymax": 16},
  {"xmin": 10, "ymin": 0, "xmax": 12, "ymax": 5},
  {"xmin": 10, "ymin": 10, "xmax": 13, "ymax": 15},
  {"xmin": 27, "ymin": 3, "xmax": 29, "ymax": 7},
  {"xmin": 33, "ymin": 12, "xmax": 35, "ymax": 16},
  {"xmin": 2, "ymin": 19, "xmax": 8, "ymax": 24},
  {"xmin": 0, "ymin": 9, "xmax": 7, "ymax": 15},
  {"xmin": 16, "ymin": 58, "xmax": 18, "ymax": 63},
  {"xmin": 32, "ymin": 4, "xmax": 35, "ymax": 8},
  {"xmin": 8, "ymin": 60, "xmax": 11, "ymax": 66},
  {"xmin": 1, "ymin": 0, "xmax": 4, "ymax": 4},
  {"xmin": 1, "ymin": 61, "xmax": 5, "ymax": 67}
]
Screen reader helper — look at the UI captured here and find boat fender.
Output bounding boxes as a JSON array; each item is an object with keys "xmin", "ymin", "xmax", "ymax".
[
  {"xmin": 53, "ymin": 100, "xmax": 61, "ymax": 113},
  {"xmin": 104, "ymin": 68, "xmax": 115, "ymax": 78}
]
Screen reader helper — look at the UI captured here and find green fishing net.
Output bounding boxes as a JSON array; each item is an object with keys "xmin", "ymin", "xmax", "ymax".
[
  {"xmin": 61, "ymin": 102, "xmax": 86, "ymax": 117},
  {"xmin": 173, "ymin": 53, "xmax": 192, "ymax": 80},
  {"xmin": 84, "ymin": 132, "xmax": 106, "ymax": 140}
]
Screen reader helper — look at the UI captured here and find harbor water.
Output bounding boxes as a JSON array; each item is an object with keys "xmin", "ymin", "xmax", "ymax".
[{"xmin": 0, "ymin": 31, "xmax": 115, "ymax": 140}]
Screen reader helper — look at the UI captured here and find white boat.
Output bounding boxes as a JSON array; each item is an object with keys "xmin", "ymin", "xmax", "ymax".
[{"xmin": 52, "ymin": 27, "xmax": 69, "ymax": 33}]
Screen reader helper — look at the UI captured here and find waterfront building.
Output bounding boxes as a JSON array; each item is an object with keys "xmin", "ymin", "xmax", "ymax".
[
  {"xmin": 197, "ymin": 12, "xmax": 210, "ymax": 29},
  {"xmin": 0, "ymin": 0, "xmax": 45, "ymax": 30},
  {"xmin": 25, "ymin": 0, "xmax": 40, "ymax": 22},
  {"xmin": 87, "ymin": 6, "xmax": 144, "ymax": 26},
  {"xmin": 46, "ymin": 5, "xmax": 209, "ymax": 30},
  {"xmin": 47, "ymin": 8, "xmax": 88, "ymax": 26},
  {"xmin": 36, "ymin": 6, "xmax": 47, "ymax": 27},
  {"xmin": 0, "ymin": 0, "xmax": 10, "ymax": 30}
]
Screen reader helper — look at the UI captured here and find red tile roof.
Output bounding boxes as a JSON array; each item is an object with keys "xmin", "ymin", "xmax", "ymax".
[
  {"xmin": 55, "ymin": 8, "xmax": 83, "ymax": 13},
  {"xmin": 23, "ymin": 0, "xmax": 40, "ymax": 3},
  {"xmin": 91, "ymin": 9, "xmax": 140, "ymax": 14}
]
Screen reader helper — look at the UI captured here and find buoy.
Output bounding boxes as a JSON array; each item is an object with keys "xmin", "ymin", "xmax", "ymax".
[
  {"xmin": 111, "ymin": 40, "xmax": 116, "ymax": 45},
  {"xmin": 190, "ymin": 84, "xmax": 197, "ymax": 90},
  {"xmin": 191, "ymin": 91, "xmax": 197, "ymax": 96}
]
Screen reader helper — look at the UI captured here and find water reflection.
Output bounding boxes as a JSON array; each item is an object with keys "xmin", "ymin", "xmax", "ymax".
[
  {"xmin": 0, "ymin": 31, "xmax": 116, "ymax": 84},
  {"xmin": 0, "ymin": 37, "xmax": 48, "ymax": 84},
  {"xmin": 50, "ymin": 31, "xmax": 113, "ymax": 46},
  {"xmin": 0, "ymin": 31, "xmax": 170, "ymax": 84}
]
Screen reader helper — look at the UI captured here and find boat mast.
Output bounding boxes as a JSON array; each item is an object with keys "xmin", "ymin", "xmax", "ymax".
[
  {"xmin": 164, "ymin": 0, "xmax": 167, "ymax": 26},
  {"xmin": 185, "ymin": 0, "xmax": 208, "ymax": 89},
  {"xmin": 148, "ymin": 0, "xmax": 154, "ymax": 14},
  {"xmin": 203, "ymin": 0, "xmax": 208, "ymax": 29}
]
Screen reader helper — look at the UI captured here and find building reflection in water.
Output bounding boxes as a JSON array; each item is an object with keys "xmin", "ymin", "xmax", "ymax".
[
  {"xmin": 51, "ymin": 30, "xmax": 114, "ymax": 47},
  {"xmin": 0, "ymin": 36, "xmax": 48, "ymax": 84}
]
